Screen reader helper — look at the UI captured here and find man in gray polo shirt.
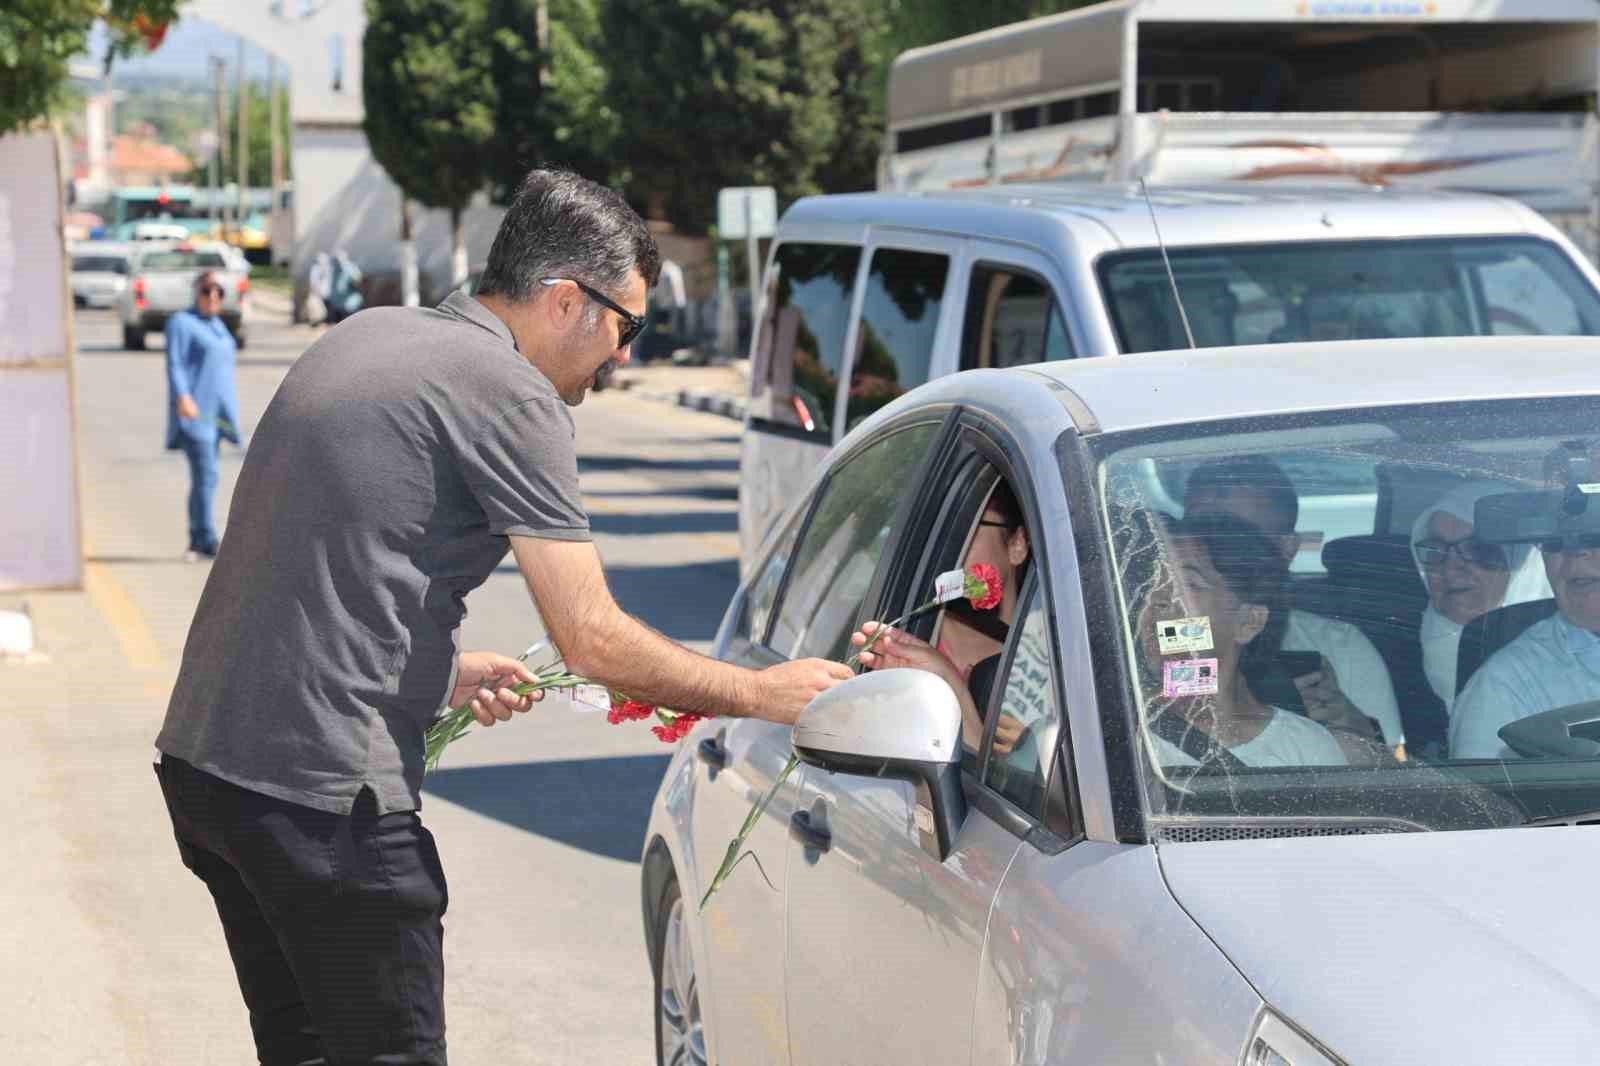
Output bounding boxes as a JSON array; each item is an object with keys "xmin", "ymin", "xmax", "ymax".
[{"xmin": 154, "ymin": 170, "xmax": 850, "ymax": 1065}]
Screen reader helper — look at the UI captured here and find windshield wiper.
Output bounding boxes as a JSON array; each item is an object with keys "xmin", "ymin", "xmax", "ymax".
[{"xmin": 1523, "ymin": 809, "xmax": 1600, "ymax": 827}]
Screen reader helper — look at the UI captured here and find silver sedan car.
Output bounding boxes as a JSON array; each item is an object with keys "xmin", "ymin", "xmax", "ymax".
[{"xmin": 642, "ymin": 336, "xmax": 1600, "ymax": 1065}]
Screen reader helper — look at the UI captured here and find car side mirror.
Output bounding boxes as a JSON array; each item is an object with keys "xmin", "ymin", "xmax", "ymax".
[{"xmin": 792, "ymin": 668, "xmax": 966, "ymax": 861}]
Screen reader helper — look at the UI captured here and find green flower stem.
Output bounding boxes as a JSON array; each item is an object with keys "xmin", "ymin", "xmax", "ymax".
[{"xmin": 423, "ymin": 663, "xmax": 589, "ymax": 774}]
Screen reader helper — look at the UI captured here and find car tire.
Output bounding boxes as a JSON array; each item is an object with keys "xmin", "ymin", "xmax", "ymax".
[
  {"xmin": 123, "ymin": 326, "xmax": 144, "ymax": 350},
  {"xmin": 652, "ymin": 873, "xmax": 706, "ymax": 1066},
  {"xmin": 231, "ymin": 326, "xmax": 248, "ymax": 351}
]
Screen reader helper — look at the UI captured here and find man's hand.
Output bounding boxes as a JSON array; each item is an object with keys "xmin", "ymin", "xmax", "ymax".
[
  {"xmin": 176, "ymin": 394, "xmax": 199, "ymax": 421},
  {"xmin": 753, "ymin": 658, "xmax": 855, "ymax": 726},
  {"xmin": 451, "ymin": 650, "xmax": 545, "ymax": 728}
]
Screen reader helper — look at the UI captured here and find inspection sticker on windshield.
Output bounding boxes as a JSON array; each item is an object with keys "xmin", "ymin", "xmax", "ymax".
[
  {"xmin": 1157, "ymin": 616, "xmax": 1213, "ymax": 655},
  {"xmin": 567, "ymin": 684, "xmax": 611, "ymax": 713},
  {"xmin": 1164, "ymin": 658, "xmax": 1219, "ymax": 698},
  {"xmin": 934, "ymin": 569, "xmax": 968, "ymax": 603}
]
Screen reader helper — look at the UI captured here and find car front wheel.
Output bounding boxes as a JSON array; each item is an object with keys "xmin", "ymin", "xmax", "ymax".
[
  {"xmin": 654, "ymin": 874, "xmax": 707, "ymax": 1066},
  {"xmin": 122, "ymin": 326, "xmax": 144, "ymax": 350}
]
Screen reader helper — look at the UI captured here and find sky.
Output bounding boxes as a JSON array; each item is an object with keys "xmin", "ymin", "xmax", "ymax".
[{"xmin": 86, "ymin": 17, "xmax": 276, "ymax": 83}]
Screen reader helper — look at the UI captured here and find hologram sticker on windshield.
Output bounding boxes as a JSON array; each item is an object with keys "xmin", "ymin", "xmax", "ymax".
[
  {"xmin": 934, "ymin": 569, "xmax": 967, "ymax": 604},
  {"xmin": 1163, "ymin": 658, "xmax": 1219, "ymax": 698},
  {"xmin": 569, "ymin": 684, "xmax": 611, "ymax": 713},
  {"xmin": 1157, "ymin": 616, "xmax": 1213, "ymax": 655}
]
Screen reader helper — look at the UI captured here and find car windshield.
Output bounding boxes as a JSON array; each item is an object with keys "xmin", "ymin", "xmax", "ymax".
[
  {"xmin": 140, "ymin": 250, "xmax": 227, "ymax": 270},
  {"xmin": 1093, "ymin": 394, "xmax": 1600, "ymax": 834},
  {"xmin": 73, "ymin": 255, "xmax": 128, "ymax": 274},
  {"xmin": 1099, "ymin": 237, "xmax": 1600, "ymax": 352}
]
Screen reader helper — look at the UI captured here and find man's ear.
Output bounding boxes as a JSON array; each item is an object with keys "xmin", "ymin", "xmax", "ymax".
[
  {"xmin": 1236, "ymin": 603, "xmax": 1268, "ymax": 645},
  {"xmin": 543, "ymin": 280, "xmax": 582, "ymax": 332}
]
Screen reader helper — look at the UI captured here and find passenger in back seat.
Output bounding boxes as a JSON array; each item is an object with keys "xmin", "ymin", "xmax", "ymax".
[
  {"xmin": 1184, "ymin": 457, "xmax": 1405, "ymax": 754},
  {"xmin": 1409, "ymin": 482, "xmax": 1551, "ymax": 716}
]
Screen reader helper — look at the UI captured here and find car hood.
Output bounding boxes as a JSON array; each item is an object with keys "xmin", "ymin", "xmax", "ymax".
[{"xmin": 1158, "ymin": 827, "xmax": 1600, "ymax": 1065}]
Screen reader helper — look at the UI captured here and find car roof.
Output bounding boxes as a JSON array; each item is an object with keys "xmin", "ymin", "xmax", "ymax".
[
  {"xmin": 1000, "ymin": 336, "xmax": 1600, "ymax": 434},
  {"xmin": 778, "ymin": 183, "xmax": 1549, "ymax": 252}
]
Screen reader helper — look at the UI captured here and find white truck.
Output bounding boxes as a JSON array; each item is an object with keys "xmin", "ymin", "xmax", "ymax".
[
  {"xmin": 118, "ymin": 241, "xmax": 251, "ymax": 351},
  {"xmin": 882, "ymin": 0, "xmax": 1600, "ymax": 257}
]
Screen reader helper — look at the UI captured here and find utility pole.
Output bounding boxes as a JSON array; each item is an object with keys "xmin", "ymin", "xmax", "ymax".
[
  {"xmin": 236, "ymin": 37, "xmax": 250, "ymax": 233},
  {"xmin": 209, "ymin": 55, "xmax": 224, "ymax": 234},
  {"xmin": 269, "ymin": 55, "xmax": 285, "ymax": 265},
  {"xmin": 535, "ymin": 0, "xmax": 550, "ymax": 86}
]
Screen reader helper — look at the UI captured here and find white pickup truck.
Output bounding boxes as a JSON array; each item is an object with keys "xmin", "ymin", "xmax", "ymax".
[{"xmin": 118, "ymin": 241, "xmax": 250, "ymax": 350}]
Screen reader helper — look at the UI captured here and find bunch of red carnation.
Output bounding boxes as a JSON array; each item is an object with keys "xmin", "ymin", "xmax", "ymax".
[{"xmin": 609, "ymin": 693, "xmax": 705, "ymax": 743}]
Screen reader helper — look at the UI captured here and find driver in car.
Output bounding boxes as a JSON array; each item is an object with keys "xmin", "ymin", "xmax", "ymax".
[
  {"xmin": 1450, "ymin": 530, "xmax": 1600, "ymax": 758},
  {"xmin": 1139, "ymin": 514, "xmax": 1349, "ymax": 768}
]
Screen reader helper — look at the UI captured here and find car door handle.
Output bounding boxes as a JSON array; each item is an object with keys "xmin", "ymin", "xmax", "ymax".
[
  {"xmin": 697, "ymin": 736, "xmax": 728, "ymax": 770},
  {"xmin": 789, "ymin": 809, "xmax": 832, "ymax": 853}
]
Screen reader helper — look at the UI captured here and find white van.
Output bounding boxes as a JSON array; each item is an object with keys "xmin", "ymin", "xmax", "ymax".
[{"xmin": 738, "ymin": 184, "xmax": 1600, "ymax": 571}]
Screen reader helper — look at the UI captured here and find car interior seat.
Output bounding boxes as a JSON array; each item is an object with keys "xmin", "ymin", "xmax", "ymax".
[{"xmin": 1455, "ymin": 598, "xmax": 1559, "ymax": 696}]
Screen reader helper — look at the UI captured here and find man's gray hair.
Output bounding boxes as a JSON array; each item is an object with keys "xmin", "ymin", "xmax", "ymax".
[{"xmin": 476, "ymin": 169, "xmax": 661, "ymax": 302}]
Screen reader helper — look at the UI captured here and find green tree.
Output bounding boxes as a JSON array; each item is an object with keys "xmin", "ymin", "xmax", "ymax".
[
  {"xmin": 484, "ymin": 0, "xmax": 620, "ymax": 200},
  {"xmin": 363, "ymin": 0, "xmax": 499, "ymax": 286},
  {"xmin": 186, "ymin": 82, "xmax": 291, "ymax": 190},
  {"xmin": 0, "ymin": 0, "xmax": 181, "ymax": 134},
  {"xmin": 601, "ymin": 0, "xmax": 845, "ymax": 231}
]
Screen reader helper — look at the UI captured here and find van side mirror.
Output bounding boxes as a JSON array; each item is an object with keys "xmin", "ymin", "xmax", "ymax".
[{"xmin": 792, "ymin": 669, "xmax": 966, "ymax": 860}]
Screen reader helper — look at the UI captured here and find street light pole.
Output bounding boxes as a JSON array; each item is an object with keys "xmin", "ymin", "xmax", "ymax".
[
  {"xmin": 236, "ymin": 37, "xmax": 249, "ymax": 233},
  {"xmin": 209, "ymin": 55, "xmax": 223, "ymax": 233}
]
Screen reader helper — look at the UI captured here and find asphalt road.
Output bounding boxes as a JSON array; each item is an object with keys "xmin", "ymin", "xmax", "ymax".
[{"xmin": 2, "ymin": 304, "xmax": 744, "ymax": 1064}]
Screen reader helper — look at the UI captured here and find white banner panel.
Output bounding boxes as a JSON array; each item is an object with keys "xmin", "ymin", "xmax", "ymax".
[{"xmin": 0, "ymin": 130, "xmax": 82, "ymax": 591}]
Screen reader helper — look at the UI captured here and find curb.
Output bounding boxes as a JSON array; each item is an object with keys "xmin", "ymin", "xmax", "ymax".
[{"xmin": 627, "ymin": 386, "xmax": 746, "ymax": 422}]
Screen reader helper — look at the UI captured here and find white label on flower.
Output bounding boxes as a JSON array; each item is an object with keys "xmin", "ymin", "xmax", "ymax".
[
  {"xmin": 1163, "ymin": 658, "xmax": 1219, "ymax": 698},
  {"xmin": 569, "ymin": 684, "xmax": 610, "ymax": 713},
  {"xmin": 934, "ymin": 568, "xmax": 967, "ymax": 604},
  {"xmin": 1156, "ymin": 616, "xmax": 1213, "ymax": 655}
]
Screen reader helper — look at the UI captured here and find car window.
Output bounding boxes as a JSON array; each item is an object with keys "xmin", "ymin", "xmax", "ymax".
[
  {"xmin": 140, "ymin": 250, "xmax": 229, "ymax": 271},
  {"xmin": 768, "ymin": 422, "xmax": 940, "ymax": 661},
  {"xmin": 740, "ymin": 508, "xmax": 804, "ymax": 646},
  {"xmin": 73, "ymin": 256, "xmax": 128, "ymax": 274},
  {"xmin": 750, "ymin": 242, "xmax": 863, "ymax": 439},
  {"xmin": 1099, "ymin": 237, "xmax": 1600, "ymax": 351},
  {"xmin": 960, "ymin": 265, "xmax": 1074, "ymax": 371},
  {"xmin": 983, "ymin": 581, "xmax": 1060, "ymax": 819},
  {"xmin": 844, "ymin": 249, "xmax": 950, "ymax": 432}
]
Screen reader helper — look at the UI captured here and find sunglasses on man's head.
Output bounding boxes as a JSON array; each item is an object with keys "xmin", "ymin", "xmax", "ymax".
[
  {"xmin": 1415, "ymin": 536, "xmax": 1508, "ymax": 570},
  {"xmin": 541, "ymin": 277, "xmax": 645, "ymax": 349}
]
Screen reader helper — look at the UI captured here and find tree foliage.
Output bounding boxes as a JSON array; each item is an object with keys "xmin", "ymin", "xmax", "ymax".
[
  {"xmin": 362, "ymin": 0, "xmax": 498, "ymax": 219},
  {"xmin": 0, "ymin": 0, "xmax": 181, "ymax": 135}
]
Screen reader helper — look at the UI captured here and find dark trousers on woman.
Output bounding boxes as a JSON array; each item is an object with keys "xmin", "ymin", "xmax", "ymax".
[
  {"xmin": 155, "ymin": 756, "xmax": 450, "ymax": 1065},
  {"xmin": 179, "ymin": 435, "xmax": 220, "ymax": 552}
]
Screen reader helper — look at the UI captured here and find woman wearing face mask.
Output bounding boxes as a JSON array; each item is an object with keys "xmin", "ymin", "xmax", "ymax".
[{"xmin": 1409, "ymin": 482, "xmax": 1551, "ymax": 717}]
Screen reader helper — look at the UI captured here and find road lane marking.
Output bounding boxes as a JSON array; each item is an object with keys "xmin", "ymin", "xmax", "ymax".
[{"xmin": 81, "ymin": 537, "xmax": 166, "ymax": 672}]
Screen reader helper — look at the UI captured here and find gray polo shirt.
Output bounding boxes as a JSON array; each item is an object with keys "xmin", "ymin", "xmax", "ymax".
[{"xmin": 156, "ymin": 291, "xmax": 590, "ymax": 814}]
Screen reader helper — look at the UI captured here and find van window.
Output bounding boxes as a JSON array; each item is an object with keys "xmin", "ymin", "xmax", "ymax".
[
  {"xmin": 845, "ymin": 249, "xmax": 950, "ymax": 432},
  {"xmin": 751, "ymin": 242, "xmax": 863, "ymax": 439},
  {"xmin": 140, "ymin": 250, "xmax": 229, "ymax": 271},
  {"xmin": 1099, "ymin": 237, "xmax": 1600, "ymax": 352},
  {"xmin": 960, "ymin": 265, "xmax": 1073, "ymax": 370}
]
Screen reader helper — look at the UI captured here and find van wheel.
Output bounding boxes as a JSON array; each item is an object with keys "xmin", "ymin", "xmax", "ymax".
[
  {"xmin": 653, "ymin": 874, "xmax": 706, "ymax": 1066},
  {"xmin": 122, "ymin": 327, "xmax": 145, "ymax": 350}
]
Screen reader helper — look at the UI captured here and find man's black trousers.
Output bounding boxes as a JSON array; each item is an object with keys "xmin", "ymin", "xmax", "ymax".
[{"xmin": 156, "ymin": 756, "xmax": 449, "ymax": 1065}]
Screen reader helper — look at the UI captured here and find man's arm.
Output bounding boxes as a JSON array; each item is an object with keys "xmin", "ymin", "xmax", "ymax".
[{"xmin": 510, "ymin": 535, "xmax": 850, "ymax": 725}]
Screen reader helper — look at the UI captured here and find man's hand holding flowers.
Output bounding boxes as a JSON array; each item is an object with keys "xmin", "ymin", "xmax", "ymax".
[{"xmin": 449, "ymin": 650, "xmax": 547, "ymax": 727}]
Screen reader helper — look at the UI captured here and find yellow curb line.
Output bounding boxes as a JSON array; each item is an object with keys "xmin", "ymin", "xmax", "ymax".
[{"xmin": 81, "ymin": 537, "xmax": 167, "ymax": 673}]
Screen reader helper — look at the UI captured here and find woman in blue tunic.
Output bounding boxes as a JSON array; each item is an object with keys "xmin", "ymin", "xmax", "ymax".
[{"xmin": 166, "ymin": 272, "xmax": 242, "ymax": 558}]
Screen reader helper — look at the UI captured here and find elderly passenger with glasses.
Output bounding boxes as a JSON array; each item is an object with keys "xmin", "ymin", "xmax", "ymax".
[{"xmin": 1408, "ymin": 482, "xmax": 1551, "ymax": 718}]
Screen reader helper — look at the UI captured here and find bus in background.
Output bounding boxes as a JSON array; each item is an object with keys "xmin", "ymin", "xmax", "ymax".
[{"xmin": 881, "ymin": 0, "xmax": 1600, "ymax": 259}]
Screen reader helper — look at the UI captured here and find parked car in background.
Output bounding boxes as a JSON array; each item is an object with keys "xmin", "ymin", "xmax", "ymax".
[
  {"xmin": 648, "ymin": 335, "xmax": 1600, "ymax": 1066},
  {"xmin": 739, "ymin": 185, "xmax": 1600, "ymax": 574},
  {"xmin": 69, "ymin": 242, "xmax": 132, "ymax": 308},
  {"xmin": 118, "ymin": 241, "xmax": 250, "ymax": 350}
]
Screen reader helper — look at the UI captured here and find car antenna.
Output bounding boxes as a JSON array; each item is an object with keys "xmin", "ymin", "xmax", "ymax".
[{"xmin": 1138, "ymin": 178, "xmax": 1197, "ymax": 349}]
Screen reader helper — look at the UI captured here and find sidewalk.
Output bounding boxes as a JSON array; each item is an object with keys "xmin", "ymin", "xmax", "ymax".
[{"xmin": 612, "ymin": 358, "xmax": 749, "ymax": 421}]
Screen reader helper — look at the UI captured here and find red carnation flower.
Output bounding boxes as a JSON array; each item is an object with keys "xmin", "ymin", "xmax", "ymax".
[{"xmin": 964, "ymin": 563, "xmax": 1003, "ymax": 611}]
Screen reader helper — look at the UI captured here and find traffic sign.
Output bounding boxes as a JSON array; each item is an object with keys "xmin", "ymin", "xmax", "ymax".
[{"xmin": 717, "ymin": 186, "xmax": 777, "ymax": 239}]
